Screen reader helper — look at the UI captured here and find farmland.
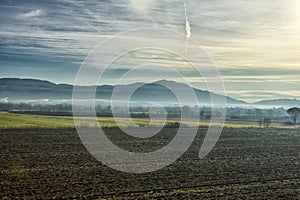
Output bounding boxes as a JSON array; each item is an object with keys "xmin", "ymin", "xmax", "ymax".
[
  {"xmin": 0, "ymin": 116, "xmax": 300, "ymax": 199},
  {"xmin": 0, "ymin": 112, "xmax": 293, "ymax": 129}
]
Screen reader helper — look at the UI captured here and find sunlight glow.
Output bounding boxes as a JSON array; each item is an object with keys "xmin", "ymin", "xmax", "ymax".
[
  {"xmin": 297, "ymin": 1, "xmax": 300, "ymax": 20},
  {"xmin": 292, "ymin": 0, "xmax": 300, "ymax": 22},
  {"xmin": 130, "ymin": 0, "xmax": 153, "ymax": 12}
]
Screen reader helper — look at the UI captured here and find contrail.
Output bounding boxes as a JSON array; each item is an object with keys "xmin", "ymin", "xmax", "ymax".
[
  {"xmin": 184, "ymin": 0, "xmax": 191, "ymax": 55},
  {"xmin": 184, "ymin": 1, "xmax": 191, "ymax": 39}
]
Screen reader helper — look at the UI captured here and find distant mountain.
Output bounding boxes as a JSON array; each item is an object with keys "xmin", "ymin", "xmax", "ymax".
[
  {"xmin": 1, "ymin": 78, "xmax": 299, "ymax": 108},
  {"xmin": 0, "ymin": 78, "xmax": 247, "ymax": 106},
  {"xmin": 254, "ymin": 99, "xmax": 300, "ymax": 108},
  {"xmin": 0, "ymin": 78, "xmax": 74, "ymax": 101}
]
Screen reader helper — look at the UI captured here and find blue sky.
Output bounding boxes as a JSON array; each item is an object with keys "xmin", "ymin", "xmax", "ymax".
[{"xmin": 1, "ymin": 0, "xmax": 300, "ymax": 102}]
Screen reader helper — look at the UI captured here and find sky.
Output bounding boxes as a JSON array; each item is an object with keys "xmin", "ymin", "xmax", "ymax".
[{"xmin": 1, "ymin": 0, "xmax": 300, "ymax": 102}]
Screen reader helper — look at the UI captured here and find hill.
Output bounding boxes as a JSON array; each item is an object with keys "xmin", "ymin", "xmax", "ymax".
[{"xmin": 0, "ymin": 78, "xmax": 248, "ymax": 106}]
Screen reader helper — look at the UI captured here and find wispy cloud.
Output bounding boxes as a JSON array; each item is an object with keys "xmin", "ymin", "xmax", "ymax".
[
  {"xmin": 0, "ymin": 0, "xmax": 300, "ymax": 101},
  {"xmin": 20, "ymin": 9, "xmax": 44, "ymax": 18},
  {"xmin": 226, "ymin": 90, "xmax": 300, "ymax": 103}
]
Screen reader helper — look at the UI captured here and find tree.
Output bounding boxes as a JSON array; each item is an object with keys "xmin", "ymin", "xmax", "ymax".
[
  {"xmin": 182, "ymin": 105, "xmax": 191, "ymax": 118},
  {"xmin": 287, "ymin": 107, "xmax": 300, "ymax": 125},
  {"xmin": 263, "ymin": 117, "xmax": 271, "ymax": 128},
  {"xmin": 258, "ymin": 118, "xmax": 263, "ymax": 128},
  {"xmin": 255, "ymin": 109, "xmax": 262, "ymax": 119}
]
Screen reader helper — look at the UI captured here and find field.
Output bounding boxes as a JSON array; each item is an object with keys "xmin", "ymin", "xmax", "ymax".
[
  {"xmin": 1, "ymin": 112, "xmax": 300, "ymax": 199},
  {"xmin": 0, "ymin": 112, "xmax": 291, "ymax": 129}
]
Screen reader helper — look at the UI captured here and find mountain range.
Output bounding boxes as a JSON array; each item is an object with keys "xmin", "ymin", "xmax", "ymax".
[{"xmin": 0, "ymin": 78, "xmax": 299, "ymax": 108}]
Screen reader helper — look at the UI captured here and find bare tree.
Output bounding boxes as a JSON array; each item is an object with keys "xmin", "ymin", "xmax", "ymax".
[
  {"xmin": 263, "ymin": 117, "xmax": 271, "ymax": 128},
  {"xmin": 258, "ymin": 118, "xmax": 263, "ymax": 128},
  {"xmin": 287, "ymin": 107, "xmax": 300, "ymax": 125}
]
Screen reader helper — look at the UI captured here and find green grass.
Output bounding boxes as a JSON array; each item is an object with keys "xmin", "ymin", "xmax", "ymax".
[
  {"xmin": 0, "ymin": 112, "xmax": 294, "ymax": 129},
  {"xmin": 0, "ymin": 112, "xmax": 154, "ymax": 129},
  {"xmin": 0, "ymin": 112, "xmax": 75, "ymax": 128}
]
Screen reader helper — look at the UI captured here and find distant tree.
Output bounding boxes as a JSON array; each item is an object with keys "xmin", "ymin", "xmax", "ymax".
[
  {"xmin": 263, "ymin": 117, "xmax": 271, "ymax": 128},
  {"xmin": 287, "ymin": 107, "xmax": 300, "ymax": 125},
  {"xmin": 255, "ymin": 109, "xmax": 262, "ymax": 119},
  {"xmin": 182, "ymin": 105, "xmax": 191, "ymax": 118},
  {"xmin": 215, "ymin": 111, "xmax": 223, "ymax": 119},
  {"xmin": 246, "ymin": 109, "xmax": 254, "ymax": 119},
  {"xmin": 267, "ymin": 109, "xmax": 274, "ymax": 118},
  {"xmin": 258, "ymin": 118, "xmax": 263, "ymax": 128},
  {"xmin": 200, "ymin": 111, "xmax": 205, "ymax": 119}
]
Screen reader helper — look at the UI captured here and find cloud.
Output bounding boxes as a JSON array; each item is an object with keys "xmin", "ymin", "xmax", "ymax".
[
  {"xmin": 226, "ymin": 90, "xmax": 300, "ymax": 103},
  {"xmin": 0, "ymin": 97, "xmax": 9, "ymax": 103},
  {"xmin": 21, "ymin": 9, "xmax": 44, "ymax": 18},
  {"xmin": 0, "ymin": 0, "xmax": 300, "ymax": 102},
  {"xmin": 130, "ymin": 0, "xmax": 155, "ymax": 12}
]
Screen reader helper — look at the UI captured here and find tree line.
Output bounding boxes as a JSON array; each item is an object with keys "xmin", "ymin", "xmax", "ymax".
[{"xmin": 1, "ymin": 102, "xmax": 300, "ymax": 126}]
